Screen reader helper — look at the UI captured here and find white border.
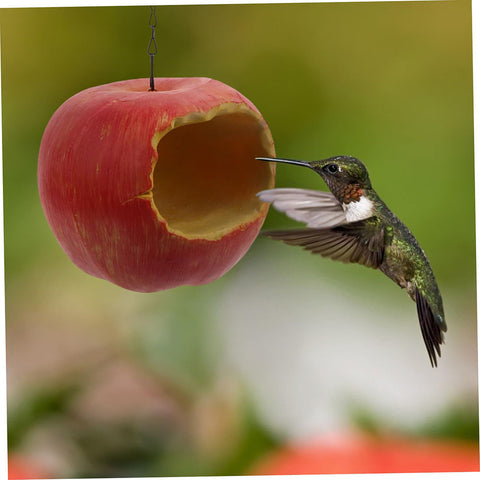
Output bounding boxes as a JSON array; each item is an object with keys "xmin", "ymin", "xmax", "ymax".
[{"xmin": 0, "ymin": 1, "xmax": 478, "ymax": 480}]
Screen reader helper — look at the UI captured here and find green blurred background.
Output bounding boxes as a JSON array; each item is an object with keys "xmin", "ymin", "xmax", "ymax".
[{"xmin": 1, "ymin": 1, "xmax": 477, "ymax": 477}]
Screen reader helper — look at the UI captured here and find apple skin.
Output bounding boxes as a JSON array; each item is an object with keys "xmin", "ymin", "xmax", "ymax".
[{"xmin": 38, "ymin": 78, "xmax": 275, "ymax": 292}]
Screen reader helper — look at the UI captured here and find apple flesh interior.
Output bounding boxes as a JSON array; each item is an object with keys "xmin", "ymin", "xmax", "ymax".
[{"xmin": 152, "ymin": 107, "xmax": 273, "ymax": 239}]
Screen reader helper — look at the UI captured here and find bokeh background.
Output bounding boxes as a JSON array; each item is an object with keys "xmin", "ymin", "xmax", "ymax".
[{"xmin": 2, "ymin": 1, "xmax": 478, "ymax": 477}]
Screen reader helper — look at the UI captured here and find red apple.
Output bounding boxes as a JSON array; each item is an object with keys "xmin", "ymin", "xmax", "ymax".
[
  {"xmin": 38, "ymin": 78, "xmax": 275, "ymax": 292},
  {"xmin": 251, "ymin": 432, "xmax": 480, "ymax": 474}
]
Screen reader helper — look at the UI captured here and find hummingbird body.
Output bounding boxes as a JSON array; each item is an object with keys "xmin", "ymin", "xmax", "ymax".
[{"xmin": 257, "ymin": 156, "xmax": 446, "ymax": 367}]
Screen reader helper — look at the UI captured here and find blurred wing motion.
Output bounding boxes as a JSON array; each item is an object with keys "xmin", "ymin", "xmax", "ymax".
[
  {"xmin": 262, "ymin": 220, "xmax": 385, "ymax": 269},
  {"xmin": 258, "ymin": 188, "xmax": 384, "ymax": 268},
  {"xmin": 257, "ymin": 188, "xmax": 346, "ymax": 228}
]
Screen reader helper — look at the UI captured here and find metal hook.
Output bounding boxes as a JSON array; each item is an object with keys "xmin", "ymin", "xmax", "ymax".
[{"xmin": 148, "ymin": 6, "xmax": 157, "ymax": 91}]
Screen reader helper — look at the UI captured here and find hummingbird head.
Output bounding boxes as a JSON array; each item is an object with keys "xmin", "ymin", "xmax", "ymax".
[{"xmin": 257, "ymin": 155, "xmax": 372, "ymax": 204}]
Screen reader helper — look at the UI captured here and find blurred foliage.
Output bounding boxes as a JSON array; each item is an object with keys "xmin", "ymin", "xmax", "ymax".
[
  {"xmin": 350, "ymin": 400, "xmax": 479, "ymax": 442},
  {"xmin": 7, "ymin": 367, "xmax": 279, "ymax": 477},
  {"xmin": 1, "ymin": 1, "xmax": 476, "ymax": 478},
  {"xmin": 8, "ymin": 380, "xmax": 82, "ymax": 451}
]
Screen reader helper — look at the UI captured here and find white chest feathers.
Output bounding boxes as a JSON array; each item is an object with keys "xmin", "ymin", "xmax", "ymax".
[{"xmin": 343, "ymin": 195, "xmax": 374, "ymax": 222}]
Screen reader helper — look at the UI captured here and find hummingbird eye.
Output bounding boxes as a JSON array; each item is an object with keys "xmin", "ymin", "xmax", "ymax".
[{"xmin": 323, "ymin": 163, "xmax": 339, "ymax": 174}]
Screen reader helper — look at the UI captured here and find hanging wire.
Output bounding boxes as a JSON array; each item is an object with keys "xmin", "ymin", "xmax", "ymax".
[{"xmin": 148, "ymin": 6, "xmax": 158, "ymax": 91}]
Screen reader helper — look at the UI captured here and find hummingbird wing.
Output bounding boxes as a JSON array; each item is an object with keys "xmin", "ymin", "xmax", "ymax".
[
  {"xmin": 415, "ymin": 288, "xmax": 445, "ymax": 367},
  {"xmin": 257, "ymin": 188, "xmax": 347, "ymax": 228},
  {"xmin": 262, "ymin": 218, "xmax": 385, "ymax": 269}
]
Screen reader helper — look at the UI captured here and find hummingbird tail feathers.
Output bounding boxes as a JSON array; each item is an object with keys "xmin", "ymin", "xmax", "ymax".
[{"xmin": 415, "ymin": 287, "xmax": 445, "ymax": 368}]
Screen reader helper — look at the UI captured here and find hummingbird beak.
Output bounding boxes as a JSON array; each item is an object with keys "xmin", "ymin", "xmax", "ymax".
[{"xmin": 256, "ymin": 157, "xmax": 313, "ymax": 169}]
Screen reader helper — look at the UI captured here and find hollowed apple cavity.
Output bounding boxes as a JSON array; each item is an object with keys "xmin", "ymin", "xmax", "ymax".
[{"xmin": 152, "ymin": 106, "xmax": 273, "ymax": 239}]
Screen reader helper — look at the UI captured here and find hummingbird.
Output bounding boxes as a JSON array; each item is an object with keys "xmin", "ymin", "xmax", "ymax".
[{"xmin": 256, "ymin": 155, "xmax": 446, "ymax": 367}]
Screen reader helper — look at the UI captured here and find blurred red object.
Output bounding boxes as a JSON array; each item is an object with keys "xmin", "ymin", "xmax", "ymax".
[
  {"xmin": 8, "ymin": 456, "xmax": 49, "ymax": 480},
  {"xmin": 252, "ymin": 433, "xmax": 479, "ymax": 474}
]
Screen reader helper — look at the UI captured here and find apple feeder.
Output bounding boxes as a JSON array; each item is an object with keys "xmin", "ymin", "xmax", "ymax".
[{"xmin": 38, "ymin": 77, "xmax": 275, "ymax": 292}]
